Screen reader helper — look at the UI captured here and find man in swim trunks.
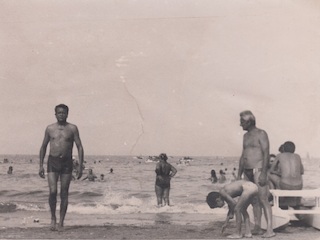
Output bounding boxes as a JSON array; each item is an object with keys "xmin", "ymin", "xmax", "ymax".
[
  {"xmin": 155, "ymin": 153, "xmax": 177, "ymax": 207},
  {"xmin": 237, "ymin": 110, "xmax": 275, "ymax": 238},
  {"xmin": 39, "ymin": 104, "xmax": 84, "ymax": 231},
  {"xmin": 207, "ymin": 180, "xmax": 258, "ymax": 239},
  {"xmin": 269, "ymin": 141, "xmax": 304, "ymax": 190}
]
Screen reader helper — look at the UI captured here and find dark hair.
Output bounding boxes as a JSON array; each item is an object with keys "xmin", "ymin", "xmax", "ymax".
[
  {"xmin": 270, "ymin": 154, "xmax": 276, "ymax": 158},
  {"xmin": 283, "ymin": 141, "xmax": 295, "ymax": 153},
  {"xmin": 278, "ymin": 144, "xmax": 285, "ymax": 153},
  {"xmin": 55, "ymin": 104, "xmax": 69, "ymax": 114},
  {"xmin": 206, "ymin": 192, "xmax": 221, "ymax": 209},
  {"xmin": 159, "ymin": 153, "xmax": 168, "ymax": 161}
]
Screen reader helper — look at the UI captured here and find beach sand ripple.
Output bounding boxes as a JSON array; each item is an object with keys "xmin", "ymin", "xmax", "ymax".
[{"xmin": 1, "ymin": 221, "xmax": 319, "ymax": 239}]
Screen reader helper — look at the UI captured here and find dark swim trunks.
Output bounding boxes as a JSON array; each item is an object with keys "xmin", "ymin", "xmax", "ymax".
[
  {"xmin": 47, "ymin": 155, "xmax": 73, "ymax": 174},
  {"xmin": 243, "ymin": 168, "xmax": 262, "ymax": 183},
  {"xmin": 279, "ymin": 182, "xmax": 302, "ymax": 190}
]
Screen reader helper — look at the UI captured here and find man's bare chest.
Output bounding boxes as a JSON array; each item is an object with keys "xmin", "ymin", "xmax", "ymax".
[
  {"xmin": 243, "ymin": 135, "xmax": 260, "ymax": 148},
  {"xmin": 50, "ymin": 128, "xmax": 73, "ymax": 141}
]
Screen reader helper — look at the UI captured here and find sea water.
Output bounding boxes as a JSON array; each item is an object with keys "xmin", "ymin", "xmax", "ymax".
[{"xmin": 0, "ymin": 155, "xmax": 318, "ymax": 227}]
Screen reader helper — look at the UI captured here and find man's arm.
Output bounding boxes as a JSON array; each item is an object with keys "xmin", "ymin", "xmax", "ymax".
[
  {"xmin": 73, "ymin": 125, "xmax": 84, "ymax": 179},
  {"xmin": 258, "ymin": 130, "xmax": 270, "ymax": 186},
  {"xmin": 39, "ymin": 127, "xmax": 50, "ymax": 178},
  {"xmin": 300, "ymin": 157, "xmax": 304, "ymax": 175},
  {"xmin": 237, "ymin": 134, "xmax": 247, "ymax": 180},
  {"xmin": 270, "ymin": 161, "xmax": 281, "ymax": 176},
  {"xmin": 237, "ymin": 153, "xmax": 244, "ymax": 180},
  {"xmin": 269, "ymin": 156, "xmax": 280, "ymax": 175}
]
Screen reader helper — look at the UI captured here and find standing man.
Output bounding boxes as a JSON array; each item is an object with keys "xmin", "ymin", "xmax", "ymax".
[
  {"xmin": 237, "ymin": 110, "xmax": 275, "ymax": 238},
  {"xmin": 39, "ymin": 104, "xmax": 84, "ymax": 231}
]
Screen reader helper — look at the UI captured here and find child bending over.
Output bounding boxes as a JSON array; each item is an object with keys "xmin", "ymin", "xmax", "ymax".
[{"xmin": 206, "ymin": 180, "xmax": 258, "ymax": 239}]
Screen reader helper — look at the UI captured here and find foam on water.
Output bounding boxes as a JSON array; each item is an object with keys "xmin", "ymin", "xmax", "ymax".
[
  {"xmin": 66, "ymin": 189, "xmax": 228, "ymax": 215},
  {"xmin": 0, "ymin": 154, "xmax": 318, "ymax": 219}
]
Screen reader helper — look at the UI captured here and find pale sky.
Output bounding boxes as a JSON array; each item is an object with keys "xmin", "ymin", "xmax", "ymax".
[{"xmin": 1, "ymin": 0, "xmax": 320, "ymax": 157}]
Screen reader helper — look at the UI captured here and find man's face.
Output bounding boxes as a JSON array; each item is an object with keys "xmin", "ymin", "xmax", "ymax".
[
  {"xmin": 240, "ymin": 117, "xmax": 251, "ymax": 131},
  {"xmin": 270, "ymin": 156, "xmax": 276, "ymax": 164},
  {"xmin": 55, "ymin": 107, "xmax": 68, "ymax": 122}
]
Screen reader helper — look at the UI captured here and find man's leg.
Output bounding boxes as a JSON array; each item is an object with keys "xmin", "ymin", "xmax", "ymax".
[
  {"xmin": 246, "ymin": 171, "xmax": 262, "ymax": 235},
  {"xmin": 47, "ymin": 172, "xmax": 59, "ymax": 231},
  {"xmin": 268, "ymin": 174, "xmax": 280, "ymax": 189},
  {"xmin": 251, "ymin": 196, "xmax": 263, "ymax": 234},
  {"xmin": 58, "ymin": 173, "xmax": 72, "ymax": 229},
  {"xmin": 259, "ymin": 185, "xmax": 275, "ymax": 238}
]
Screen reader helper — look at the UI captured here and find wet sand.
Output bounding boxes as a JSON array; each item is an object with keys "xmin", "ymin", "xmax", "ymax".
[
  {"xmin": 1, "ymin": 220, "xmax": 320, "ymax": 239},
  {"xmin": 1, "ymin": 209, "xmax": 320, "ymax": 239}
]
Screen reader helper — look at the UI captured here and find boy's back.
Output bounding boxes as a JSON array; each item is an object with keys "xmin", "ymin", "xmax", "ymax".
[
  {"xmin": 222, "ymin": 180, "xmax": 256, "ymax": 198},
  {"xmin": 206, "ymin": 180, "xmax": 259, "ymax": 238}
]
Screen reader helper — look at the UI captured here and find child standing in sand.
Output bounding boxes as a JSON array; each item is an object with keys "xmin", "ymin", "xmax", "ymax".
[{"xmin": 206, "ymin": 180, "xmax": 258, "ymax": 239}]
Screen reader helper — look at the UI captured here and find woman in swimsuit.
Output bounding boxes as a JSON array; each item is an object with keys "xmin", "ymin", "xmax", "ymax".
[{"xmin": 155, "ymin": 153, "xmax": 177, "ymax": 207}]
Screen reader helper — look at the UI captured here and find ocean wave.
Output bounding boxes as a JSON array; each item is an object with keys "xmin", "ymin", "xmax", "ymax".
[
  {"xmin": 8, "ymin": 199, "xmax": 227, "ymax": 216},
  {"xmin": 8, "ymin": 190, "xmax": 46, "ymax": 197},
  {"xmin": 16, "ymin": 202, "xmax": 47, "ymax": 211},
  {"xmin": 0, "ymin": 190, "xmax": 11, "ymax": 196},
  {"xmin": 79, "ymin": 191, "xmax": 104, "ymax": 197},
  {"xmin": 66, "ymin": 190, "xmax": 228, "ymax": 215},
  {"xmin": 3, "ymin": 189, "xmax": 228, "ymax": 216},
  {"xmin": 66, "ymin": 201, "xmax": 227, "ymax": 215},
  {"xmin": 0, "ymin": 202, "xmax": 17, "ymax": 213}
]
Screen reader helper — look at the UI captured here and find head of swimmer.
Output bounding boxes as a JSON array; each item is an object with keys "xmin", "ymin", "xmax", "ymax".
[
  {"xmin": 55, "ymin": 104, "xmax": 69, "ymax": 123},
  {"xmin": 240, "ymin": 110, "xmax": 256, "ymax": 131}
]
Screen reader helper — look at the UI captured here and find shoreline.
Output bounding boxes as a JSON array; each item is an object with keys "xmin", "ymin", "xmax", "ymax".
[
  {"xmin": 1, "ymin": 210, "xmax": 320, "ymax": 239},
  {"xmin": 0, "ymin": 210, "xmax": 226, "ymax": 228},
  {"xmin": 1, "ymin": 221, "xmax": 320, "ymax": 240}
]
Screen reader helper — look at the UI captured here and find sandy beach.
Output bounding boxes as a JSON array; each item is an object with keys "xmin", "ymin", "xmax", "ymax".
[
  {"xmin": 1, "ymin": 155, "xmax": 320, "ymax": 240},
  {"xmin": 1, "ymin": 209, "xmax": 320, "ymax": 240},
  {"xmin": 1, "ymin": 220, "xmax": 320, "ymax": 240}
]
